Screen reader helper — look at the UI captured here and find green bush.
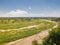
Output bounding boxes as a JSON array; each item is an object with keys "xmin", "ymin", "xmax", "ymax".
[
  {"xmin": 43, "ymin": 27, "xmax": 60, "ymax": 45},
  {"xmin": 32, "ymin": 40, "xmax": 39, "ymax": 45}
]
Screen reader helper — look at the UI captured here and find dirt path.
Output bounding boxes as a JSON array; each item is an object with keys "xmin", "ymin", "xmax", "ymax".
[
  {"xmin": 0, "ymin": 19, "xmax": 55, "ymax": 32},
  {"xmin": 0, "ymin": 25, "xmax": 39, "ymax": 32},
  {"xmin": 6, "ymin": 21, "xmax": 58, "ymax": 45},
  {"xmin": 6, "ymin": 30, "xmax": 49, "ymax": 45}
]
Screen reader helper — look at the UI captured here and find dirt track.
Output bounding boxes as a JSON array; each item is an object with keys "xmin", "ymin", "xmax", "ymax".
[
  {"xmin": 0, "ymin": 25, "xmax": 39, "ymax": 32},
  {"xmin": 6, "ymin": 28, "xmax": 57, "ymax": 45},
  {"xmin": 6, "ymin": 21, "xmax": 58, "ymax": 45},
  {"xmin": 6, "ymin": 30, "xmax": 49, "ymax": 45}
]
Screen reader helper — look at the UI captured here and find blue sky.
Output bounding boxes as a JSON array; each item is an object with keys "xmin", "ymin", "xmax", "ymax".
[{"xmin": 0, "ymin": 0, "xmax": 60, "ymax": 17}]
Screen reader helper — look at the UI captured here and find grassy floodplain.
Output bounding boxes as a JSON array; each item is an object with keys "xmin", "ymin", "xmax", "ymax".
[{"xmin": 0, "ymin": 17, "xmax": 55, "ymax": 45}]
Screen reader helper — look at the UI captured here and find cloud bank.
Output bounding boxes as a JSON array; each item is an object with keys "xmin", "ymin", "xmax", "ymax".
[
  {"xmin": 0, "ymin": 9, "xmax": 60, "ymax": 17},
  {"xmin": 0, "ymin": 10, "xmax": 28, "ymax": 17}
]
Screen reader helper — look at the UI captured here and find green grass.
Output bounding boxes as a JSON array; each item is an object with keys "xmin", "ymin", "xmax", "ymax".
[
  {"xmin": 0, "ymin": 21, "xmax": 55, "ymax": 45},
  {"xmin": 0, "ymin": 19, "xmax": 44, "ymax": 30}
]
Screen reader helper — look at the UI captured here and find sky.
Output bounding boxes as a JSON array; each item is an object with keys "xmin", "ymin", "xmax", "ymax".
[{"xmin": 0, "ymin": 0, "xmax": 60, "ymax": 17}]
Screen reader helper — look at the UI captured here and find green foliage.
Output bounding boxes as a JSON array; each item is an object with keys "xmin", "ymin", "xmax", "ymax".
[
  {"xmin": 32, "ymin": 40, "xmax": 39, "ymax": 45},
  {"xmin": 0, "ymin": 19, "xmax": 54, "ymax": 30},
  {"xmin": 0, "ymin": 19, "xmax": 42, "ymax": 29},
  {"xmin": 43, "ymin": 27, "xmax": 60, "ymax": 45}
]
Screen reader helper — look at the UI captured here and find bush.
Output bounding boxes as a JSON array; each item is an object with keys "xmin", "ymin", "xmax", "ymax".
[
  {"xmin": 43, "ymin": 27, "xmax": 60, "ymax": 45},
  {"xmin": 32, "ymin": 40, "xmax": 39, "ymax": 45}
]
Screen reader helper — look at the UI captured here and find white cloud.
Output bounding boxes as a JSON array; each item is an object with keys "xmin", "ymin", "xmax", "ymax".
[
  {"xmin": 7, "ymin": 10, "xmax": 28, "ymax": 15},
  {"xmin": 29, "ymin": 11, "xmax": 60, "ymax": 17},
  {"xmin": 41, "ymin": 11, "xmax": 60, "ymax": 17},
  {"xmin": 0, "ymin": 9, "xmax": 28, "ymax": 17},
  {"xmin": 0, "ymin": 9, "xmax": 60, "ymax": 17}
]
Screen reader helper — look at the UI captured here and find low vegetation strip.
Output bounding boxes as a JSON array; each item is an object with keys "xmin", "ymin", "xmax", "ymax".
[
  {"xmin": 0, "ymin": 19, "xmax": 54, "ymax": 30},
  {"xmin": 0, "ymin": 19, "xmax": 43, "ymax": 30},
  {"xmin": 0, "ymin": 25, "xmax": 39, "ymax": 32}
]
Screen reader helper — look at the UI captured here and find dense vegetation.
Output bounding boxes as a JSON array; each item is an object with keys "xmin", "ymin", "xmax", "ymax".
[{"xmin": 43, "ymin": 28, "xmax": 60, "ymax": 45}]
